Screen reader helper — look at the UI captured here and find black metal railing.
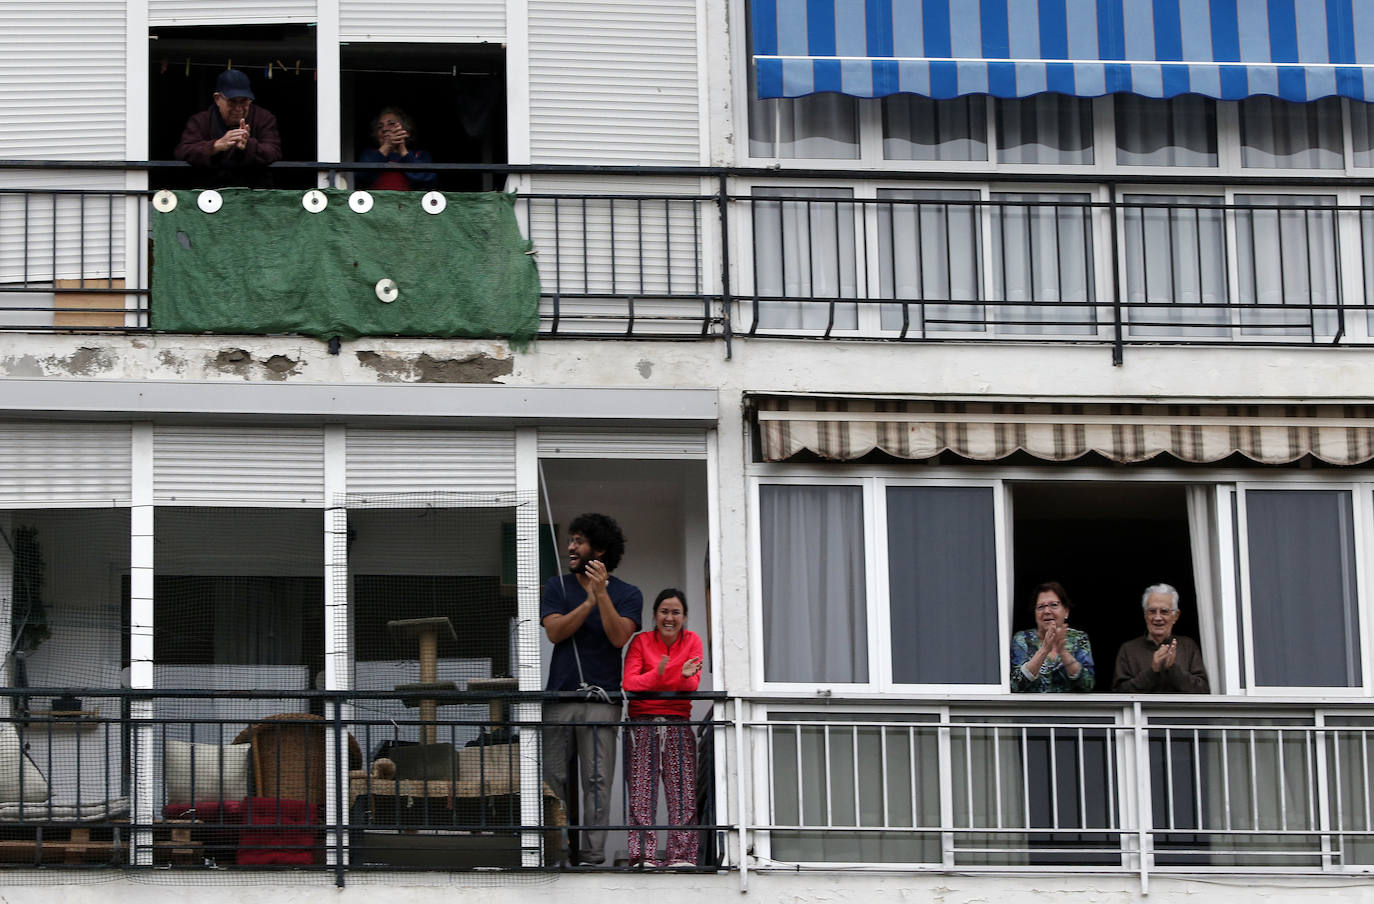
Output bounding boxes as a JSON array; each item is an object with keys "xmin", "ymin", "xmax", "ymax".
[
  {"xmin": 4, "ymin": 160, "xmax": 1374, "ymax": 358},
  {"xmin": 0, "ymin": 687, "xmax": 727, "ymax": 883}
]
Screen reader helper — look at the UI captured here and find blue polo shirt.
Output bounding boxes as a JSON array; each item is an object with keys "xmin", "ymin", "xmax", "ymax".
[{"xmin": 541, "ymin": 573, "xmax": 643, "ymax": 693}]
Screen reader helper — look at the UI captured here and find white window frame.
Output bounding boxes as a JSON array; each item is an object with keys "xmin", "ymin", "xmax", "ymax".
[
  {"xmin": 748, "ymin": 475, "xmax": 882, "ymax": 692},
  {"xmin": 1233, "ymin": 480, "xmax": 1374, "ymax": 696},
  {"xmin": 750, "ymin": 462, "xmax": 1374, "ymax": 699},
  {"xmin": 750, "ymin": 473, "xmax": 1010, "ymax": 693},
  {"xmin": 737, "ymin": 80, "xmax": 1374, "ymax": 182},
  {"xmin": 874, "ymin": 476, "xmax": 1010, "ymax": 695}
]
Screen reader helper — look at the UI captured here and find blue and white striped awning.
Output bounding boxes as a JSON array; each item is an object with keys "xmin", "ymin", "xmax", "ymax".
[{"xmin": 752, "ymin": 0, "xmax": 1374, "ymax": 101}]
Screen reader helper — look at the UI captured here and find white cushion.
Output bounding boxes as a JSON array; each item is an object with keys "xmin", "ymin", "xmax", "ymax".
[
  {"xmin": 165, "ymin": 740, "xmax": 250, "ymax": 805},
  {"xmin": 0, "ymin": 796, "xmax": 128, "ymax": 822},
  {"xmin": 0, "ymin": 722, "xmax": 48, "ymax": 803}
]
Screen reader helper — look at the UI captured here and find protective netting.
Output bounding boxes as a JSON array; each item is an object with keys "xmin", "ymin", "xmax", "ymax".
[
  {"xmin": 0, "ymin": 508, "xmax": 130, "ymax": 872},
  {"xmin": 0, "ymin": 497, "xmax": 551, "ymax": 878},
  {"xmin": 340, "ymin": 493, "xmax": 548, "ymax": 872}
]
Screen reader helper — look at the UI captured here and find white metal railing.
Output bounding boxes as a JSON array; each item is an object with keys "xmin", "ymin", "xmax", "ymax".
[{"xmin": 739, "ymin": 699, "xmax": 1374, "ymax": 881}]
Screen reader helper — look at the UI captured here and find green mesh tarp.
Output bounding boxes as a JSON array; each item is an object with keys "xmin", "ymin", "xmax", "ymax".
[{"xmin": 151, "ymin": 189, "xmax": 540, "ymax": 344}]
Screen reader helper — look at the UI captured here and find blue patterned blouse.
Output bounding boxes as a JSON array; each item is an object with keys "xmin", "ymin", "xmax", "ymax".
[{"xmin": 1010, "ymin": 628, "xmax": 1096, "ymax": 693}]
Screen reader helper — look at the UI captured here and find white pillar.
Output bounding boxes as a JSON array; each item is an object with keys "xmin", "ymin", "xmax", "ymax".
[
  {"xmin": 128, "ymin": 422, "xmax": 155, "ymax": 865},
  {"xmin": 514, "ymin": 427, "xmax": 542, "ymax": 866}
]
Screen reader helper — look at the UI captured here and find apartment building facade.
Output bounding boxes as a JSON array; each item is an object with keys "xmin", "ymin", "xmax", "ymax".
[{"xmin": 0, "ymin": 1, "xmax": 1371, "ymax": 902}]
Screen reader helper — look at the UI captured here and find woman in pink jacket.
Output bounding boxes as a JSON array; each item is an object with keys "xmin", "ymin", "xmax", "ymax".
[{"xmin": 622, "ymin": 587, "xmax": 703, "ymax": 868}]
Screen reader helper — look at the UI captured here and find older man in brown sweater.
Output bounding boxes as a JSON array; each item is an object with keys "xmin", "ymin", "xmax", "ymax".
[{"xmin": 1112, "ymin": 583, "xmax": 1210, "ymax": 694}]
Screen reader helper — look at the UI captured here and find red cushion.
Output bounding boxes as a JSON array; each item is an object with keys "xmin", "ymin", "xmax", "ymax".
[{"xmin": 237, "ymin": 797, "xmax": 320, "ymax": 865}]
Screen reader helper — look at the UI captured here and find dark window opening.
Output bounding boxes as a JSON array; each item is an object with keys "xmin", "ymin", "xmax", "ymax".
[
  {"xmin": 341, "ymin": 43, "xmax": 507, "ymax": 192},
  {"xmin": 149, "ymin": 24, "xmax": 318, "ymax": 189},
  {"xmin": 1011, "ymin": 482, "xmax": 1200, "ymax": 693}
]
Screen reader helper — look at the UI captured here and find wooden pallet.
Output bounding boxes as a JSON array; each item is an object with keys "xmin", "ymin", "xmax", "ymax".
[{"xmin": 0, "ymin": 827, "xmax": 124, "ymax": 865}]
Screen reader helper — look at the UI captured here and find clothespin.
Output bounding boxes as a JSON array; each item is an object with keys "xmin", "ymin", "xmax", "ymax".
[
  {"xmin": 294, "ymin": 59, "xmax": 301, "ymax": 75},
  {"xmin": 265, "ymin": 61, "xmax": 273, "ymax": 79},
  {"xmin": 160, "ymin": 58, "xmax": 167, "ymax": 75},
  {"xmin": 227, "ymin": 58, "xmax": 232, "ymax": 70},
  {"xmin": 184, "ymin": 58, "xmax": 190, "ymax": 77}
]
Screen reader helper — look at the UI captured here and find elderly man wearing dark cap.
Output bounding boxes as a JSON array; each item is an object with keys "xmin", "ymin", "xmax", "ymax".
[{"xmin": 175, "ymin": 69, "xmax": 282, "ymax": 187}]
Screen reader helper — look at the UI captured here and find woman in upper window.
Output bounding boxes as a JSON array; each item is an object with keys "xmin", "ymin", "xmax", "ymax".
[
  {"xmin": 1010, "ymin": 581, "xmax": 1095, "ymax": 693},
  {"xmin": 622, "ymin": 588, "xmax": 703, "ymax": 868},
  {"xmin": 357, "ymin": 107, "xmax": 436, "ymax": 191}
]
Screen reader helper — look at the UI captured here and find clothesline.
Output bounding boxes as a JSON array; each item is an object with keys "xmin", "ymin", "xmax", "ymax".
[{"xmin": 157, "ymin": 58, "xmax": 496, "ymax": 79}]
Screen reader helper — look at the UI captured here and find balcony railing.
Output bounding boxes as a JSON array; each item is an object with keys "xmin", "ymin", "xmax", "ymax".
[
  {"xmin": 0, "ymin": 688, "xmax": 725, "ymax": 882},
  {"xmin": 5, "ymin": 687, "xmax": 1374, "ymax": 884},
  {"xmin": 745, "ymin": 698, "xmax": 1374, "ymax": 883},
  {"xmin": 4, "ymin": 161, "xmax": 1374, "ymax": 358}
]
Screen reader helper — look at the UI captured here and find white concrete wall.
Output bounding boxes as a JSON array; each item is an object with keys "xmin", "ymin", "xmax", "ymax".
[{"xmin": 0, "ymin": 867, "xmax": 1363, "ymax": 903}]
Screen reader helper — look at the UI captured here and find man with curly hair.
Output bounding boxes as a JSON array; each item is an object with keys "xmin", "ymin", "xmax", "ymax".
[{"xmin": 541, "ymin": 513, "xmax": 642, "ymax": 866}]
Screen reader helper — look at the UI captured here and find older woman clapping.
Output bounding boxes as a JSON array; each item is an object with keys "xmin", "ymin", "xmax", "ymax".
[{"xmin": 1010, "ymin": 581, "xmax": 1095, "ymax": 693}]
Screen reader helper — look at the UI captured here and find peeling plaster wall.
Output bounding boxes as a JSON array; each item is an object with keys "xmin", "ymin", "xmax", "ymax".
[{"xmin": 0, "ymin": 335, "xmax": 1371, "ymax": 403}]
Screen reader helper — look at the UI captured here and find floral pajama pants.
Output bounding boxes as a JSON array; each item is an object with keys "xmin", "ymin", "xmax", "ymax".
[{"xmin": 626, "ymin": 718, "xmax": 697, "ymax": 866}]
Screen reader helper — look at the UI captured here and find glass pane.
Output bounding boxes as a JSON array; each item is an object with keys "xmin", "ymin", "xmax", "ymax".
[
  {"xmin": 1245, "ymin": 490, "xmax": 1361, "ymax": 687},
  {"xmin": 750, "ymin": 94, "xmax": 860, "ymax": 159},
  {"xmin": 1233, "ymin": 194, "xmax": 1339, "ymax": 336},
  {"xmin": 883, "ymin": 95, "xmax": 988, "ymax": 161},
  {"xmin": 1364, "ymin": 197, "xmax": 1374, "ymax": 335},
  {"xmin": 751, "ymin": 187, "xmax": 858, "ymax": 330},
  {"xmin": 876, "ymin": 189, "xmax": 983, "ymax": 332},
  {"xmin": 1240, "ymin": 97, "xmax": 1343, "ymax": 169},
  {"xmin": 1115, "ymin": 95, "xmax": 1217, "ymax": 166},
  {"xmin": 886, "ymin": 486, "xmax": 999, "ymax": 684},
  {"xmin": 760, "ymin": 484, "xmax": 868, "ymax": 683},
  {"xmin": 1121, "ymin": 194, "xmax": 1228, "ymax": 337},
  {"xmin": 768, "ymin": 713, "xmax": 941, "ymax": 863},
  {"xmin": 1352, "ymin": 102, "xmax": 1374, "ymax": 167},
  {"xmin": 996, "ymin": 96, "xmax": 1094, "ymax": 165},
  {"xmin": 990, "ymin": 192, "xmax": 1096, "ymax": 334}
]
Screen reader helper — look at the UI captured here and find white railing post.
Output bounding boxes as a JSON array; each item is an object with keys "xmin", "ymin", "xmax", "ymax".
[
  {"xmin": 1132, "ymin": 701, "xmax": 1152, "ymax": 895},
  {"xmin": 732, "ymin": 696, "xmax": 749, "ymax": 891}
]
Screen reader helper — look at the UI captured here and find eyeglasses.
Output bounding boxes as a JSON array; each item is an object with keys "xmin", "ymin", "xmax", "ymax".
[{"xmin": 1035, "ymin": 601, "xmax": 1064, "ymax": 611}]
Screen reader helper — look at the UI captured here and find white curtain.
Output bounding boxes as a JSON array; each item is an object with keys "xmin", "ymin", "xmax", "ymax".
[
  {"xmin": 1184, "ymin": 486, "xmax": 1221, "ymax": 693},
  {"xmin": 749, "ymin": 94, "xmax": 859, "ymax": 159},
  {"xmin": 1122, "ymin": 195, "xmax": 1228, "ymax": 337},
  {"xmin": 751, "ymin": 187, "xmax": 858, "ymax": 330},
  {"xmin": 1326, "ymin": 723, "xmax": 1374, "ymax": 865},
  {"xmin": 759, "ymin": 484, "xmax": 867, "ymax": 683},
  {"xmin": 768, "ymin": 715, "xmax": 941, "ymax": 863},
  {"xmin": 882, "ymin": 96, "xmax": 987, "ymax": 161},
  {"xmin": 877, "ymin": 189, "xmax": 983, "ymax": 332},
  {"xmin": 1115, "ymin": 96, "xmax": 1217, "ymax": 166},
  {"xmin": 990, "ymin": 192, "xmax": 1095, "ymax": 334},
  {"xmin": 950, "ymin": 722, "xmax": 1028, "ymax": 865},
  {"xmin": 1234, "ymin": 194, "xmax": 1340, "ymax": 337},
  {"xmin": 1240, "ymin": 97, "xmax": 1344, "ymax": 169},
  {"xmin": 996, "ymin": 95, "xmax": 1094, "ymax": 165}
]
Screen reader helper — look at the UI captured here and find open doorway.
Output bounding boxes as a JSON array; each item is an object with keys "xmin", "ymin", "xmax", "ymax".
[
  {"xmin": 149, "ymin": 24, "xmax": 318, "ymax": 189},
  {"xmin": 1011, "ymin": 481, "xmax": 1199, "ymax": 692},
  {"xmin": 341, "ymin": 43, "xmax": 506, "ymax": 192},
  {"xmin": 536, "ymin": 456, "xmax": 712, "ymax": 866}
]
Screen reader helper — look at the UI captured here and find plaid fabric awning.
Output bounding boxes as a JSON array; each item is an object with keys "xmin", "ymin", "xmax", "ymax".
[{"xmin": 753, "ymin": 397, "xmax": 1374, "ymax": 465}]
